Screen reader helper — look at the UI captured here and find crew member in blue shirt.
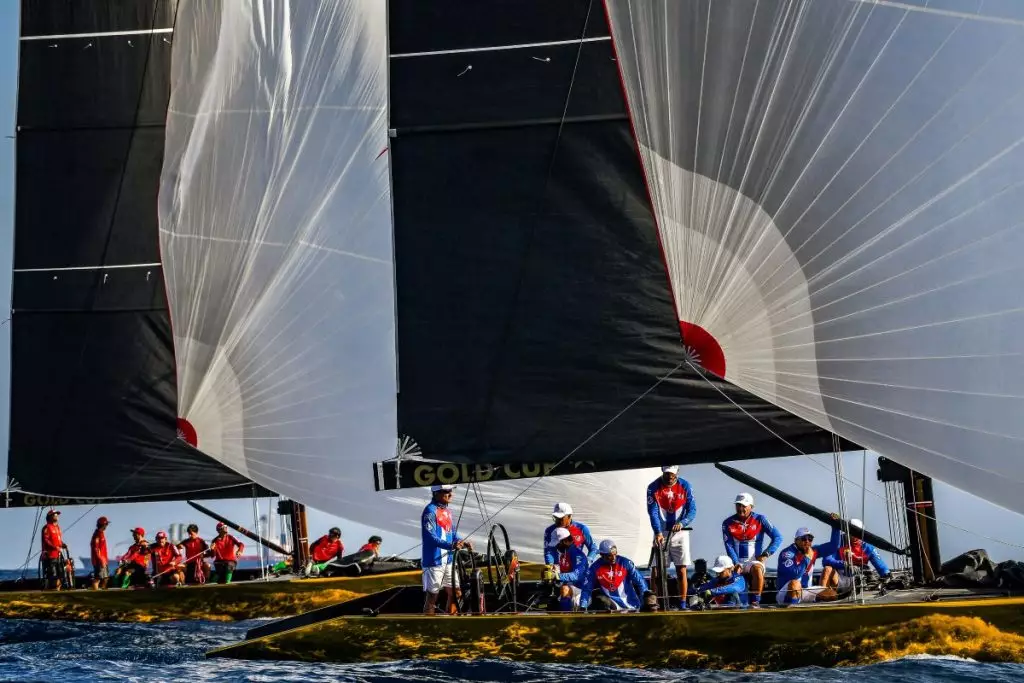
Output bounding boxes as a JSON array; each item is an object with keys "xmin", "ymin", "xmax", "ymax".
[
  {"xmin": 580, "ymin": 539, "xmax": 649, "ymax": 611},
  {"xmin": 543, "ymin": 502, "xmax": 597, "ymax": 564},
  {"xmin": 776, "ymin": 523, "xmax": 843, "ymax": 605},
  {"xmin": 421, "ymin": 484, "xmax": 472, "ymax": 615},
  {"xmin": 550, "ymin": 527, "xmax": 589, "ymax": 611},
  {"xmin": 694, "ymin": 555, "xmax": 748, "ymax": 608},
  {"xmin": 821, "ymin": 518, "xmax": 890, "ymax": 589},
  {"xmin": 647, "ymin": 465, "xmax": 696, "ymax": 606},
  {"xmin": 721, "ymin": 492, "xmax": 783, "ymax": 607}
]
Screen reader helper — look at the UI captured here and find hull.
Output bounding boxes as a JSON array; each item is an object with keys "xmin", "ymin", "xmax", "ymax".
[{"xmin": 209, "ymin": 595, "xmax": 1024, "ymax": 670}]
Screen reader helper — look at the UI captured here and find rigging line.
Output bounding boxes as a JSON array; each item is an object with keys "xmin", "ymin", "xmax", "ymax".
[
  {"xmin": 474, "ymin": 0, "xmax": 597, "ymax": 450},
  {"xmin": 684, "ymin": 358, "xmax": 1024, "ymax": 551},
  {"xmin": 17, "ymin": 507, "xmax": 45, "ymax": 577}
]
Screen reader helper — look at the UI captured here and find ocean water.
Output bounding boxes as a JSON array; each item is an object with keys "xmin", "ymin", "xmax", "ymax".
[{"xmin": 0, "ymin": 619, "xmax": 1020, "ymax": 682}]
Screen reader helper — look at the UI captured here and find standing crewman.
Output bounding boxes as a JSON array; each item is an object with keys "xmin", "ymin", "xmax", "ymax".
[
  {"xmin": 647, "ymin": 466, "xmax": 696, "ymax": 607},
  {"xmin": 542, "ymin": 503, "xmax": 597, "ymax": 564},
  {"xmin": 177, "ymin": 524, "xmax": 209, "ymax": 584},
  {"xmin": 40, "ymin": 509, "xmax": 68, "ymax": 591},
  {"xmin": 306, "ymin": 527, "xmax": 345, "ymax": 576},
  {"xmin": 209, "ymin": 522, "xmax": 245, "ymax": 584},
  {"xmin": 821, "ymin": 518, "xmax": 891, "ymax": 588},
  {"xmin": 421, "ymin": 484, "xmax": 472, "ymax": 615},
  {"xmin": 89, "ymin": 516, "xmax": 110, "ymax": 590},
  {"xmin": 721, "ymin": 492, "xmax": 783, "ymax": 608}
]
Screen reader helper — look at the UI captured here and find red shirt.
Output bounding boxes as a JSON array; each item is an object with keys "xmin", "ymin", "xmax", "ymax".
[
  {"xmin": 310, "ymin": 535, "xmax": 344, "ymax": 563},
  {"xmin": 41, "ymin": 523, "xmax": 63, "ymax": 560},
  {"xmin": 358, "ymin": 543, "xmax": 379, "ymax": 554},
  {"xmin": 178, "ymin": 537, "xmax": 208, "ymax": 561},
  {"xmin": 150, "ymin": 543, "xmax": 181, "ymax": 573},
  {"xmin": 210, "ymin": 534, "xmax": 244, "ymax": 561},
  {"xmin": 90, "ymin": 529, "xmax": 108, "ymax": 566},
  {"xmin": 121, "ymin": 543, "xmax": 150, "ymax": 567}
]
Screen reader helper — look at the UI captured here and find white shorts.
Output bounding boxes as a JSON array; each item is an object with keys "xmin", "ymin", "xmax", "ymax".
[
  {"xmin": 422, "ymin": 563, "xmax": 459, "ymax": 593},
  {"xmin": 740, "ymin": 559, "xmax": 765, "ymax": 573},
  {"xmin": 776, "ymin": 583, "xmax": 826, "ymax": 605},
  {"xmin": 667, "ymin": 530, "xmax": 691, "ymax": 566}
]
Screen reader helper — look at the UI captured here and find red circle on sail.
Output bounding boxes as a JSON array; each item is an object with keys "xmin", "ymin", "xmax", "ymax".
[
  {"xmin": 679, "ymin": 321, "xmax": 726, "ymax": 378},
  {"xmin": 177, "ymin": 417, "xmax": 198, "ymax": 447}
]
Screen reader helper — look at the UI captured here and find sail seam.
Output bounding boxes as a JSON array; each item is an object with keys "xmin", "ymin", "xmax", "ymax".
[
  {"xmin": 390, "ymin": 36, "xmax": 609, "ymax": 59},
  {"xmin": 848, "ymin": 0, "xmax": 1024, "ymax": 27},
  {"xmin": 14, "ymin": 263, "xmax": 161, "ymax": 273},
  {"xmin": 21, "ymin": 28, "xmax": 174, "ymax": 41}
]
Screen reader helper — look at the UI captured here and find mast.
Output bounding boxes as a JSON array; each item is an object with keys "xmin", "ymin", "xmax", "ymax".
[
  {"xmin": 877, "ymin": 457, "xmax": 941, "ymax": 583},
  {"xmin": 278, "ymin": 500, "xmax": 310, "ymax": 569}
]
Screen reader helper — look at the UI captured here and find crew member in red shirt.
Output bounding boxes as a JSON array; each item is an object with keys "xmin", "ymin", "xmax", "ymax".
[
  {"xmin": 150, "ymin": 531, "xmax": 184, "ymax": 587},
  {"xmin": 358, "ymin": 535, "xmax": 383, "ymax": 556},
  {"xmin": 305, "ymin": 527, "xmax": 344, "ymax": 576},
  {"xmin": 40, "ymin": 509, "xmax": 67, "ymax": 591},
  {"xmin": 209, "ymin": 522, "xmax": 245, "ymax": 584},
  {"xmin": 115, "ymin": 528, "xmax": 151, "ymax": 588},
  {"xmin": 176, "ymin": 523, "xmax": 209, "ymax": 585},
  {"xmin": 90, "ymin": 516, "xmax": 110, "ymax": 590}
]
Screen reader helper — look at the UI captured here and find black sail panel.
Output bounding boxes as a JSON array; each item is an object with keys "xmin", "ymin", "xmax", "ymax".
[
  {"xmin": 388, "ymin": 1, "xmax": 853, "ymax": 471},
  {"xmin": 8, "ymin": 0, "xmax": 268, "ymax": 500}
]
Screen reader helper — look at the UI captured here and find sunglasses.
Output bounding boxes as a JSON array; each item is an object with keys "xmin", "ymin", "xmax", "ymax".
[{"xmin": 798, "ymin": 535, "xmax": 814, "ymax": 542}]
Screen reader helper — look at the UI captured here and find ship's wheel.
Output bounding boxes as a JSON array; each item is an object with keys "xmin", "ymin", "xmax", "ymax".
[{"xmin": 485, "ymin": 523, "xmax": 519, "ymax": 608}]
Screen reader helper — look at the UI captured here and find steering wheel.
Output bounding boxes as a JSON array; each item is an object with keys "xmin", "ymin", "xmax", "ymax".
[{"xmin": 485, "ymin": 524, "xmax": 519, "ymax": 607}]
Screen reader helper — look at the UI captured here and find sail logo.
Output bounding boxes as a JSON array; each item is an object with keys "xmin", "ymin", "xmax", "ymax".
[{"xmin": 412, "ymin": 462, "xmax": 559, "ymax": 486}]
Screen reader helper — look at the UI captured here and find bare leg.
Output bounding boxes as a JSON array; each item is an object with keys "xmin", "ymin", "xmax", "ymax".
[
  {"xmin": 821, "ymin": 565, "xmax": 838, "ymax": 588},
  {"xmin": 749, "ymin": 563, "xmax": 765, "ymax": 605},
  {"xmin": 785, "ymin": 579, "xmax": 802, "ymax": 604},
  {"xmin": 423, "ymin": 591, "xmax": 439, "ymax": 615},
  {"xmin": 675, "ymin": 565, "xmax": 687, "ymax": 608}
]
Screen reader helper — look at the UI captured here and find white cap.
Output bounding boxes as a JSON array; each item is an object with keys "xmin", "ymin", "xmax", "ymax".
[
  {"xmin": 553, "ymin": 527, "xmax": 572, "ymax": 543},
  {"xmin": 734, "ymin": 492, "xmax": 754, "ymax": 507},
  {"xmin": 710, "ymin": 555, "xmax": 733, "ymax": 574},
  {"xmin": 661, "ymin": 465, "xmax": 679, "ymax": 474},
  {"xmin": 598, "ymin": 539, "xmax": 616, "ymax": 554},
  {"xmin": 849, "ymin": 518, "xmax": 864, "ymax": 529},
  {"xmin": 794, "ymin": 526, "xmax": 813, "ymax": 539},
  {"xmin": 551, "ymin": 502, "xmax": 573, "ymax": 518},
  {"xmin": 430, "ymin": 484, "xmax": 455, "ymax": 493}
]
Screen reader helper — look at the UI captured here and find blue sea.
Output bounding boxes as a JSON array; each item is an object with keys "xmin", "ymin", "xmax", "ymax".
[{"xmin": 0, "ymin": 618, "xmax": 1020, "ymax": 682}]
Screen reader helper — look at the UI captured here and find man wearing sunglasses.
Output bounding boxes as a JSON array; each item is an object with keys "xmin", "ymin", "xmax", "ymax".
[
  {"xmin": 422, "ymin": 484, "xmax": 472, "ymax": 615},
  {"xmin": 776, "ymin": 523, "xmax": 843, "ymax": 605}
]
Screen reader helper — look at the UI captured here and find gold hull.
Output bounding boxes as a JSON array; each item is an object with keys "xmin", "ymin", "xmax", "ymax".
[{"xmin": 208, "ymin": 596, "xmax": 1024, "ymax": 670}]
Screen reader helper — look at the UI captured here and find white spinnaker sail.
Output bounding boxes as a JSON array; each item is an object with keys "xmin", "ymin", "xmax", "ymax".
[
  {"xmin": 158, "ymin": 0, "xmax": 655, "ymax": 560},
  {"xmin": 606, "ymin": 0, "xmax": 1024, "ymax": 514}
]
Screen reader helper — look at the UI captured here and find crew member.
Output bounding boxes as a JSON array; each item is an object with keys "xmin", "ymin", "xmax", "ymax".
[
  {"xmin": 580, "ymin": 539, "xmax": 650, "ymax": 611},
  {"xmin": 307, "ymin": 527, "xmax": 345, "ymax": 575},
  {"xmin": 647, "ymin": 466, "xmax": 696, "ymax": 606},
  {"xmin": 542, "ymin": 503, "xmax": 596, "ymax": 564},
  {"xmin": 721, "ymin": 492, "xmax": 783, "ymax": 608},
  {"xmin": 116, "ymin": 529, "xmax": 151, "ymax": 588},
  {"xmin": 776, "ymin": 524, "xmax": 844, "ymax": 605},
  {"xmin": 40, "ymin": 509, "xmax": 68, "ymax": 591},
  {"xmin": 209, "ymin": 522, "xmax": 245, "ymax": 584},
  {"xmin": 549, "ymin": 527, "xmax": 589, "ymax": 611},
  {"xmin": 421, "ymin": 484, "xmax": 472, "ymax": 615},
  {"xmin": 693, "ymin": 555, "xmax": 748, "ymax": 608},
  {"xmin": 176, "ymin": 524, "xmax": 209, "ymax": 585},
  {"xmin": 359, "ymin": 536, "xmax": 383, "ymax": 556},
  {"xmin": 821, "ymin": 518, "xmax": 890, "ymax": 588},
  {"xmin": 90, "ymin": 516, "xmax": 110, "ymax": 590},
  {"xmin": 150, "ymin": 531, "xmax": 184, "ymax": 587}
]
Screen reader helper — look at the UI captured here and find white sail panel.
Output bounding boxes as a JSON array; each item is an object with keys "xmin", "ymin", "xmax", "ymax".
[
  {"xmin": 158, "ymin": 0, "xmax": 396, "ymax": 514},
  {"xmin": 606, "ymin": 0, "xmax": 1024, "ymax": 513}
]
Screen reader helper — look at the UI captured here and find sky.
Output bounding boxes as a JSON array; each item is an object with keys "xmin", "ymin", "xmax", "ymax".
[{"xmin": 0, "ymin": 3, "xmax": 1021, "ymax": 575}]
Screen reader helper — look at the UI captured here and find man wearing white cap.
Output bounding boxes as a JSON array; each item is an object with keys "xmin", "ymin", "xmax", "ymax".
[
  {"xmin": 421, "ymin": 484, "xmax": 472, "ymax": 615},
  {"xmin": 821, "ymin": 518, "xmax": 890, "ymax": 589},
  {"xmin": 775, "ymin": 523, "xmax": 843, "ymax": 606},
  {"xmin": 646, "ymin": 466, "xmax": 696, "ymax": 606},
  {"xmin": 550, "ymin": 526, "xmax": 589, "ymax": 611},
  {"xmin": 692, "ymin": 555, "xmax": 748, "ymax": 608},
  {"xmin": 543, "ymin": 502, "xmax": 596, "ymax": 565},
  {"xmin": 721, "ymin": 492, "xmax": 783, "ymax": 608},
  {"xmin": 580, "ymin": 539, "xmax": 650, "ymax": 611}
]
